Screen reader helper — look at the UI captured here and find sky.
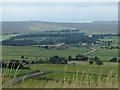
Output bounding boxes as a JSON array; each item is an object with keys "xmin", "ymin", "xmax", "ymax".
[{"xmin": 1, "ymin": 2, "xmax": 118, "ymax": 22}]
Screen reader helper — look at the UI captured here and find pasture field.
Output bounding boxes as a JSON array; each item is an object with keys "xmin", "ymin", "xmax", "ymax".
[
  {"xmin": 2, "ymin": 45, "xmax": 91, "ymax": 62},
  {"xmin": 0, "ymin": 34, "xmax": 19, "ymax": 41},
  {"xmin": 2, "ymin": 45, "xmax": 118, "ymax": 62},
  {"xmin": 99, "ymin": 36, "xmax": 118, "ymax": 46},
  {"xmin": 88, "ymin": 48, "xmax": 118, "ymax": 61}
]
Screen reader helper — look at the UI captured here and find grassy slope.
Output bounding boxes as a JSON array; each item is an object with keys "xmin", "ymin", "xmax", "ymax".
[
  {"xmin": 30, "ymin": 62, "xmax": 118, "ymax": 77},
  {"xmin": 2, "ymin": 68, "xmax": 38, "ymax": 77},
  {"xmin": 6, "ymin": 62, "xmax": 118, "ymax": 88}
]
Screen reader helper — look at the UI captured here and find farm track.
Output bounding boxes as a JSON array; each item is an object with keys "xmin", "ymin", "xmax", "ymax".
[
  {"xmin": 11, "ymin": 72, "xmax": 48, "ymax": 84},
  {"xmin": 83, "ymin": 47, "xmax": 97, "ymax": 55},
  {"xmin": 3, "ymin": 71, "xmax": 49, "ymax": 87}
]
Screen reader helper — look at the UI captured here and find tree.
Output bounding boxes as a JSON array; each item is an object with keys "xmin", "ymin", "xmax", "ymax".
[
  {"xmin": 110, "ymin": 57, "xmax": 118, "ymax": 62},
  {"xmin": 93, "ymin": 56, "xmax": 99, "ymax": 61},
  {"xmin": 21, "ymin": 56, "xmax": 24, "ymax": 59},
  {"xmin": 45, "ymin": 46, "xmax": 48, "ymax": 49},
  {"xmin": 49, "ymin": 56, "xmax": 67, "ymax": 64},
  {"xmin": 31, "ymin": 61, "xmax": 35, "ymax": 64},
  {"xmin": 22, "ymin": 60, "xmax": 26, "ymax": 63},
  {"xmin": 89, "ymin": 61, "xmax": 94, "ymax": 65},
  {"xmin": 38, "ymin": 60, "xmax": 44, "ymax": 64},
  {"xmin": 26, "ymin": 57, "xmax": 28, "ymax": 59},
  {"xmin": 116, "ymin": 46, "xmax": 119, "ymax": 49},
  {"xmin": 68, "ymin": 56, "xmax": 72, "ymax": 61},
  {"xmin": 75, "ymin": 54, "xmax": 88, "ymax": 61},
  {"xmin": 118, "ymin": 59, "xmax": 120, "ymax": 62},
  {"xmin": 81, "ymin": 56, "xmax": 88, "ymax": 61}
]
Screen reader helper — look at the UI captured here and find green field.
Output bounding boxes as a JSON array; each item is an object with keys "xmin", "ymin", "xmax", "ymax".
[
  {"xmin": 30, "ymin": 62, "xmax": 118, "ymax": 77},
  {"xmin": 0, "ymin": 34, "xmax": 19, "ymax": 41},
  {"xmin": 88, "ymin": 48, "xmax": 118, "ymax": 61},
  {"xmin": 2, "ymin": 45, "xmax": 91, "ymax": 62},
  {"xmin": 99, "ymin": 36, "xmax": 118, "ymax": 46},
  {"xmin": 2, "ymin": 45, "xmax": 118, "ymax": 62}
]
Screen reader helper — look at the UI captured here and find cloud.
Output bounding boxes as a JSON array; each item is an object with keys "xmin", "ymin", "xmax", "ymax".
[{"xmin": 1, "ymin": 2, "xmax": 118, "ymax": 22}]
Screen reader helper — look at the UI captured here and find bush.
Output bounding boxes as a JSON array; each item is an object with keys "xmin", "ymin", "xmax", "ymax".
[
  {"xmin": 95, "ymin": 60, "xmax": 103, "ymax": 65},
  {"xmin": 75, "ymin": 54, "xmax": 88, "ymax": 61},
  {"xmin": 49, "ymin": 56, "xmax": 67, "ymax": 64},
  {"xmin": 89, "ymin": 61, "xmax": 94, "ymax": 65}
]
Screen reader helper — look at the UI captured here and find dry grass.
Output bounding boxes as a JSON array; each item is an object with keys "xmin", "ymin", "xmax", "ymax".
[{"xmin": 2, "ymin": 65, "xmax": 118, "ymax": 88}]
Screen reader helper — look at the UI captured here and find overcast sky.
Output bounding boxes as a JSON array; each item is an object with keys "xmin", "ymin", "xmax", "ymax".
[{"xmin": 1, "ymin": 2, "xmax": 118, "ymax": 22}]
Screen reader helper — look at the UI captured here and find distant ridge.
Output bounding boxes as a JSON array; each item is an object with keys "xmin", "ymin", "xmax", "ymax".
[{"xmin": 2, "ymin": 21, "xmax": 118, "ymax": 34}]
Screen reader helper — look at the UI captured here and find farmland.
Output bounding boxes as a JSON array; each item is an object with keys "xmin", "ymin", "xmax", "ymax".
[
  {"xmin": 2, "ymin": 44, "xmax": 119, "ymax": 88},
  {"xmin": 2, "ymin": 46, "xmax": 92, "ymax": 62},
  {"xmin": 2, "ymin": 45, "xmax": 118, "ymax": 62},
  {"xmin": 1, "ymin": 28, "xmax": 119, "ymax": 88}
]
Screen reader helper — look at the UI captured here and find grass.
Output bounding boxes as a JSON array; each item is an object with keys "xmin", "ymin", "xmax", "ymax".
[
  {"xmin": 4, "ymin": 62, "xmax": 118, "ymax": 88},
  {"xmin": 88, "ymin": 47, "xmax": 118, "ymax": 61},
  {"xmin": 2, "ymin": 45, "xmax": 91, "ymax": 62},
  {"xmin": 2, "ymin": 45, "xmax": 118, "ymax": 62},
  {"xmin": 9, "ymin": 77, "xmax": 117, "ymax": 88},
  {"xmin": 30, "ymin": 62, "xmax": 118, "ymax": 77},
  {"xmin": 0, "ymin": 34, "xmax": 19, "ymax": 41},
  {"xmin": 21, "ymin": 37, "xmax": 44, "ymax": 41},
  {"xmin": 2, "ymin": 68, "xmax": 39, "ymax": 85},
  {"xmin": 99, "ymin": 36, "xmax": 118, "ymax": 46},
  {"xmin": 2, "ymin": 68, "xmax": 39, "ymax": 77}
]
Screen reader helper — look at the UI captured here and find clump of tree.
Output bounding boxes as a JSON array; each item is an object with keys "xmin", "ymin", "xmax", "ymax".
[
  {"xmin": 49, "ymin": 56, "xmax": 67, "ymax": 64},
  {"xmin": 67, "ymin": 54, "xmax": 88, "ymax": 61},
  {"xmin": 95, "ymin": 60, "xmax": 103, "ymax": 65},
  {"xmin": 89, "ymin": 60, "xmax": 94, "ymax": 65},
  {"xmin": 0, "ymin": 61, "xmax": 6, "ymax": 68},
  {"xmin": 21, "ymin": 56, "xmax": 29, "ymax": 59},
  {"xmin": 90, "ymin": 56, "xmax": 103, "ymax": 65},
  {"xmin": 6, "ymin": 60, "xmax": 30, "ymax": 69},
  {"xmin": 31, "ymin": 59, "xmax": 49, "ymax": 64},
  {"xmin": 110, "ymin": 57, "xmax": 118, "ymax": 62},
  {"xmin": 75, "ymin": 54, "xmax": 88, "ymax": 61},
  {"xmin": 101, "ymin": 46, "xmax": 119, "ymax": 49}
]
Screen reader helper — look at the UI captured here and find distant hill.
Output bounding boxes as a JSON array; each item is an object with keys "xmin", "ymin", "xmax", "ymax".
[{"xmin": 2, "ymin": 21, "xmax": 118, "ymax": 34}]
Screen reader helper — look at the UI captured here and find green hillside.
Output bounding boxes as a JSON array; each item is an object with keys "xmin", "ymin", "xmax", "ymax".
[{"xmin": 2, "ymin": 21, "xmax": 117, "ymax": 34}]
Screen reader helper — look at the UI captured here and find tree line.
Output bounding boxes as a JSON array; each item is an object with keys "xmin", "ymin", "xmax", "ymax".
[{"xmin": 1, "ymin": 54, "xmax": 119, "ymax": 69}]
